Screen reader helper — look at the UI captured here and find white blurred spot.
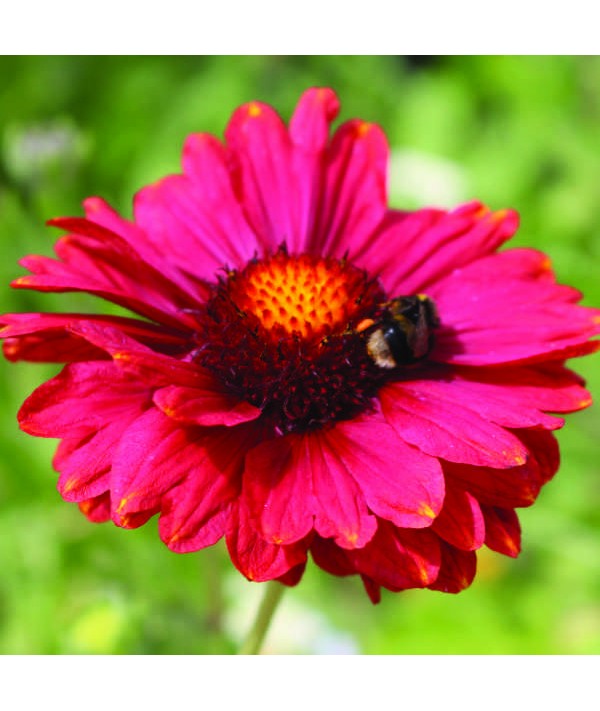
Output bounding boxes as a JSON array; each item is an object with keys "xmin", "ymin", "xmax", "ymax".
[{"xmin": 389, "ymin": 148, "xmax": 469, "ymax": 207}]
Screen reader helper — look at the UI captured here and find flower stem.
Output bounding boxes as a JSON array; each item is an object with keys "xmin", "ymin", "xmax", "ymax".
[{"xmin": 238, "ymin": 581, "xmax": 285, "ymax": 655}]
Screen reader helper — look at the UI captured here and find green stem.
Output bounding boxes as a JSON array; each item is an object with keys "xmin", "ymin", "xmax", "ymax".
[{"xmin": 238, "ymin": 581, "xmax": 286, "ymax": 655}]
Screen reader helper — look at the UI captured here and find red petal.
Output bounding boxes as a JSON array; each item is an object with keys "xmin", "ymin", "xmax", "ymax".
[
  {"xmin": 329, "ymin": 417, "xmax": 445, "ymax": 528},
  {"xmin": 310, "ymin": 536, "xmax": 356, "ymax": 577},
  {"xmin": 518, "ymin": 429, "xmax": 559, "ymax": 485},
  {"xmin": 243, "ymin": 431, "xmax": 377, "ymax": 549},
  {"xmin": 445, "ymin": 459, "xmax": 538, "ymax": 509},
  {"xmin": 158, "ymin": 425, "xmax": 260, "ymax": 552},
  {"xmin": 427, "ymin": 541, "xmax": 477, "ymax": 593},
  {"xmin": 18, "ymin": 361, "xmax": 151, "ymax": 440},
  {"xmin": 276, "ymin": 563, "xmax": 307, "ymax": 587},
  {"xmin": 226, "ymin": 501, "xmax": 308, "ymax": 582},
  {"xmin": 66, "ymin": 321, "xmax": 207, "ymax": 388},
  {"xmin": 361, "ymin": 576, "xmax": 382, "ymax": 604},
  {"xmin": 153, "ymin": 383, "xmax": 260, "ymax": 427},
  {"xmin": 109, "ymin": 408, "xmax": 219, "ymax": 527},
  {"xmin": 481, "ymin": 505, "xmax": 521, "ymax": 557},
  {"xmin": 1, "ymin": 312, "xmax": 186, "ymax": 363},
  {"xmin": 431, "ymin": 485, "xmax": 485, "ymax": 551},
  {"xmin": 381, "ymin": 380, "xmax": 529, "ymax": 469},
  {"xmin": 347, "ymin": 522, "xmax": 441, "ymax": 590}
]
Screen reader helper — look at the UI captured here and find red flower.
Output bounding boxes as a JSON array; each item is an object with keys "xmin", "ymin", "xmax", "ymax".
[{"xmin": 2, "ymin": 88, "xmax": 599, "ymax": 602}]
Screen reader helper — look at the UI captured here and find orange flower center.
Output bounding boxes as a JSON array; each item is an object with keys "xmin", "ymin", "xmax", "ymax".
[{"xmin": 226, "ymin": 251, "xmax": 375, "ymax": 341}]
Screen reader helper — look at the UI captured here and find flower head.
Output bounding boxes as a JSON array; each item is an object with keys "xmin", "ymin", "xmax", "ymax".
[{"xmin": 2, "ymin": 88, "xmax": 599, "ymax": 602}]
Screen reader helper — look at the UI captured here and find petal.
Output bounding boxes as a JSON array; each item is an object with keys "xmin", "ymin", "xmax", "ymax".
[
  {"xmin": 14, "ymin": 218, "xmax": 202, "ymax": 330},
  {"xmin": 243, "ymin": 430, "xmax": 377, "ymax": 549},
  {"xmin": 315, "ymin": 119, "xmax": 389, "ymax": 257},
  {"xmin": 353, "ymin": 201, "xmax": 518, "ymax": 294},
  {"xmin": 361, "ymin": 576, "xmax": 382, "ymax": 604},
  {"xmin": 154, "ymin": 384, "xmax": 261, "ymax": 427},
  {"xmin": 481, "ymin": 506, "xmax": 521, "ymax": 557},
  {"xmin": 518, "ymin": 429, "xmax": 559, "ymax": 485},
  {"xmin": 431, "ymin": 485, "xmax": 485, "ymax": 551},
  {"xmin": 346, "ymin": 522, "xmax": 442, "ymax": 590},
  {"xmin": 66, "ymin": 321, "xmax": 207, "ymax": 388},
  {"xmin": 18, "ymin": 361, "xmax": 151, "ymax": 440},
  {"xmin": 158, "ymin": 424, "xmax": 260, "ymax": 552},
  {"xmin": 82, "ymin": 196, "xmax": 206, "ymax": 299},
  {"xmin": 288, "ymin": 87, "xmax": 340, "ymax": 253},
  {"xmin": 329, "ymin": 417, "xmax": 445, "ymax": 528},
  {"xmin": 443, "ymin": 429, "xmax": 556, "ymax": 509},
  {"xmin": 110, "ymin": 408, "xmax": 204, "ymax": 526},
  {"xmin": 134, "ymin": 163, "xmax": 259, "ymax": 279},
  {"xmin": 427, "ymin": 363, "xmax": 594, "ymax": 431},
  {"xmin": 429, "ymin": 248, "xmax": 600, "ymax": 366},
  {"xmin": 1, "ymin": 312, "xmax": 186, "ymax": 363},
  {"xmin": 310, "ymin": 536, "xmax": 356, "ymax": 577},
  {"xmin": 224, "ymin": 101, "xmax": 301, "ymax": 252},
  {"xmin": 427, "ymin": 542, "xmax": 477, "ymax": 593},
  {"xmin": 226, "ymin": 500, "xmax": 308, "ymax": 582},
  {"xmin": 78, "ymin": 492, "xmax": 111, "ymax": 523},
  {"xmin": 380, "ymin": 380, "xmax": 529, "ymax": 469},
  {"xmin": 289, "ymin": 87, "xmax": 340, "ymax": 153}
]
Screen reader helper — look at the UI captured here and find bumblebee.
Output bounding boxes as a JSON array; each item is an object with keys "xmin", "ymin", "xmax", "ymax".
[{"xmin": 358, "ymin": 294, "xmax": 439, "ymax": 369}]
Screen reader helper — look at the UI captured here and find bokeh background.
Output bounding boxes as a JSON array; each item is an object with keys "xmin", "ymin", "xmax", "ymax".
[{"xmin": 0, "ymin": 55, "xmax": 598, "ymax": 654}]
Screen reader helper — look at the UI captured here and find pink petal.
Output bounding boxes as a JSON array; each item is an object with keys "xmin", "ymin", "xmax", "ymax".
[
  {"xmin": 288, "ymin": 87, "xmax": 340, "ymax": 253},
  {"xmin": 346, "ymin": 522, "xmax": 441, "ymax": 590},
  {"xmin": 353, "ymin": 201, "xmax": 518, "ymax": 294},
  {"xmin": 324, "ymin": 416, "xmax": 445, "ymax": 528},
  {"xmin": 78, "ymin": 492, "xmax": 111, "ymax": 523},
  {"xmin": 427, "ymin": 541, "xmax": 477, "ymax": 593},
  {"xmin": 224, "ymin": 100, "xmax": 302, "ymax": 252},
  {"xmin": 14, "ymin": 218, "xmax": 202, "ymax": 330},
  {"xmin": 315, "ymin": 119, "xmax": 389, "ymax": 257},
  {"xmin": 431, "ymin": 485, "xmax": 485, "ymax": 551},
  {"xmin": 243, "ymin": 431, "xmax": 377, "ymax": 549},
  {"xmin": 435, "ymin": 362, "xmax": 594, "ymax": 429},
  {"xmin": 429, "ymin": 248, "xmax": 600, "ymax": 366},
  {"xmin": 380, "ymin": 380, "xmax": 529, "ymax": 468},
  {"xmin": 226, "ymin": 500, "xmax": 308, "ymax": 582},
  {"xmin": 158, "ymin": 425, "xmax": 260, "ymax": 552},
  {"xmin": 134, "ymin": 166, "xmax": 259, "ymax": 280},
  {"xmin": 481, "ymin": 505, "xmax": 521, "ymax": 557}
]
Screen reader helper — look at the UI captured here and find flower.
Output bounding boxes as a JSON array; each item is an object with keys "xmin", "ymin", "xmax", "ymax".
[{"xmin": 2, "ymin": 87, "xmax": 599, "ymax": 603}]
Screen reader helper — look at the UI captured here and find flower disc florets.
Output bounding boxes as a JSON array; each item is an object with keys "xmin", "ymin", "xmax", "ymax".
[{"xmin": 196, "ymin": 247, "xmax": 388, "ymax": 433}]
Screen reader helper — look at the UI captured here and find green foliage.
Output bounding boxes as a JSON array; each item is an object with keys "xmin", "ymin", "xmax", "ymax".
[{"xmin": 0, "ymin": 56, "xmax": 598, "ymax": 654}]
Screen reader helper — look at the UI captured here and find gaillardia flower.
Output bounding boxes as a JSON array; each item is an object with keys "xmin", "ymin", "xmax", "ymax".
[{"xmin": 2, "ymin": 88, "xmax": 599, "ymax": 602}]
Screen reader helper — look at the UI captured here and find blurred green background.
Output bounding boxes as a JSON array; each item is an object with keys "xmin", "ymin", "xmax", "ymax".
[{"xmin": 0, "ymin": 56, "xmax": 599, "ymax": 654}]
